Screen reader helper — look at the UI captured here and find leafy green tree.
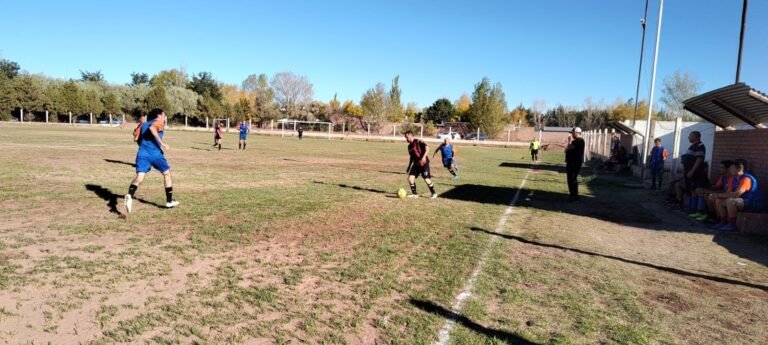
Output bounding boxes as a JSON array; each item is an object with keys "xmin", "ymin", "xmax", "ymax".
[
  {"xmin": 188, "ymin": 72, "xmax": 222, "ymax": 101},
  {"xmin": 360, "ymin": 83, "xmax": 388, "ymax": 131},
  {"xmin": 404, "ymin": 102, "xmax": 420, "ymax": 122},
  {"xmin": 387, "ymin": 75, "xmax": 403, "ymax": 121},
  {"xmin": 166, "ymin": 86, "xmax": 200, "ymax": 117},
  {"xmin": 102, "ymin": 92, "xmax": 121, "ymax": 115},
  {"xmin": 9, "ymin": 75, "xmax": 48, "ymax": 121},
  {"xmin": 83, "ymin": 89, "xmax": 104, "ymax": 115},
  {"xmin": 0, "ymin": 74, "xmax": 15, "ymax": 120},
  {"xmin": 145, "ymin": 86, "xmax": 170, "ymax": 113},
  {"xmin": 80, "ymin": 70, "xmax": 104, "ymax": 82},
  {"xmin": 454, "ymin": 93, "xmax": 471, "ymax": 121},
  {"xmin": 41, "ymin": 83, "xmax": 66, "ymax": 119},
  {"xmin": 130, "ymin": 72, "xmax": 149, "ymax": 86},
  {"xmin": 60, "ymin": 80, "xmax": 86, "ymax": 115},
  {"xmin": 467, "ymin": 77, "xmax": 507, "ymax": 138},
  {"xmin": 114, "ymin": 84, "xmax": 149, "ymax": 118},
  {"xmin": 423, "ymin": 98, "xmax": 455, "ymax": 124},
  {"xmin": 151, "ymin": 69, "xmax": 188, "ymax": 88},
  {"xmin": 197, "ymin": 93, "xmax": 223, "ymax": 119},
  {"xmin": 250, "ymin": 74, "xmax": 278, "ymax": 122},
  {"xmin": 0, "ymin": 59, "xmax": 21, "ymax": 79},
  {"xmin": 232, "ymin": 97, "xmax": 253, "ymax": 121}
]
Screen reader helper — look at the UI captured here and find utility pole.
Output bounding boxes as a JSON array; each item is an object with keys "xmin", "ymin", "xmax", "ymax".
[
  {"xmin": 736, "ymin": 0, "xmax": 748, "ymax": 83},
  {"xmin": 632, "ymin": 0, "xmax": 650, "ymax": 127},
  {"xmin": 641, "ymin": 0, "xmax": 664, "ymax": 181}
]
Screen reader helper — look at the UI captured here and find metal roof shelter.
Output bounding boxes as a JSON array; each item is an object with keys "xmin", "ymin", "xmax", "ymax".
[
  {"xmin": 606, "ymin": 121, "xmax": 644, "ymax": 137},
  {"xmin": 683, "ymin": 83, "xmax": 768, "ymax": 130},
  {"xmin": 542, "ymin": 126, "xmax": 572, "ymax": 132}
]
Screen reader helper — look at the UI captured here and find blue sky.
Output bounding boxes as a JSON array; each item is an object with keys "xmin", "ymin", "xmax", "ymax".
[{"xmin": 1, "ymin": 0, "xmax": 765, "ymax": 110}]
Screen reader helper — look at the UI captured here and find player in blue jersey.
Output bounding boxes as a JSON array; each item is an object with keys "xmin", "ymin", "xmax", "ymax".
[
  {"xmin": 124, "ymin": 108, "xmax": 179, "ymax": 213},
  {"xmin": 432, "ymin": 137, "xmax": 459, "ymax": 179},
  {"xmin": 238, "ymin": 120, "xmax": 251, "ymax": 150}
]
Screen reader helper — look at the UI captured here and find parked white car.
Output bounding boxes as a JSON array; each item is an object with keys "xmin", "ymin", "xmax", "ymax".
[{"xmin": 436, "ymin": 132, "xmax": 462, "ymax": 140}]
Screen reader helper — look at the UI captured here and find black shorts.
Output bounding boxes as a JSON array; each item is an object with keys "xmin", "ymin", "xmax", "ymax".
[
  {"xmin": 409, "ymin": 162, "xmax": 432, "ymax": 179},
  {"xmin": 531, "ymin": 149, "xmax": 539, "ymax": 155},
  {"xmin": 215, "ymin": 135, "xmax": 222, "ymax": 140}
]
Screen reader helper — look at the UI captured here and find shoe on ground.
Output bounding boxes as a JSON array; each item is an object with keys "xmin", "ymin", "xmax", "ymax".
[
  {"xmin": 431, "ymin": 194, "xmax": 438, "ymax": 199},
  {"xmin": 452, "ymin": 175, "xmax": 460, "ymax": 180},
  {"xmin": 166, "ymin": 200, "xmax": 180, "ymax": 208},
  {"xmin": 694, "ymin": 214, "xmax": 709, "ymax": 221},
  {"xmin": 124, "ymin": 194, "xmax": 133, "ymax": 214},
  {"xmin": 710, "ymin": 223, "xmax": 728, "ymax": 230},
  {"xmin": 688, "ymin": 212, "xmax": 704, "ymax": 218},
  {"xmin": 718, "ymin": 224, "xmax": 737, "ymax": 232}
]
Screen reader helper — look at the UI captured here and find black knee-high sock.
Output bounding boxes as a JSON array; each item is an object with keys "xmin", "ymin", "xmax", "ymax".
[
  {"xmin": 128, "ymin": 184, "xmax": 137, "ymax": 197},
  {"xmin": 218, "ymin": 144, "xmax": 222, "ymax": 151},
  {"xmin": 652, "ymin": 175, "xmax": 657, "ymax": 189},
  {"xmin": 243, "ymin": 142, "xmax": 246, "ymax": 150},
  {"xmin": 165, "ymin": 187, "xmax": 173, "ymax": 203},
  {"xmin": 449, "ymin": 169, "xmax": 457, "ymax": 177},
  {"xmin": 239, "ymin": 142, "xmax": 242, "ymax": 150},
  {"xmin": 658, "ymin": 175, "xmax": 663, "ymax": 189},
  {"xmin": 410, "ymin": 183, "xmax": 417, "ymax": 195},
  {"xmin": 428, "ymin": 182, "xmax": 436, "ymax": 195}
]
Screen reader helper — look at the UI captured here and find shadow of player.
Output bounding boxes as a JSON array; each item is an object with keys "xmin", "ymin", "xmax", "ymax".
[
  {"xmin": 85, "ymin": 184, "xmax": 165, "ymax": 216},
  {"xmin": 104, "ymin": 159, "xmax": 136, "ymax": 167},
  {"xmin": 408, "ymin": 299, "xmax": 539, "ymax": 345}
]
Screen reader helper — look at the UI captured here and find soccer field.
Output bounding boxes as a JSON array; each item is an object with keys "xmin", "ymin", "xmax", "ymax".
[{"xmin": 1, "ymin": 124, "xmax": 767, "ymax": 344}]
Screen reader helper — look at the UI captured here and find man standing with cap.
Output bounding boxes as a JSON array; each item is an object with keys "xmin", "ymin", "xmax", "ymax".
[{"xmin": 565, "ymin": 127, "xmax": 585, "ymax": 202}]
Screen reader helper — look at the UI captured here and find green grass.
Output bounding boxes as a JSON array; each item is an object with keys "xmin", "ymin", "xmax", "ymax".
[{"xmin": 0, "ymin": 124, "xmax": 766, "ymax": 344}]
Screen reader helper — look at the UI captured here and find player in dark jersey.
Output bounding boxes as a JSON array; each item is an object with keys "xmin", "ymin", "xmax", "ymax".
[
  {"xmin": 432, "ymin": 137, "xmax": 459, "ymax": 179},
  {"xmin": 404, "ymin": 131, "xmax": 437, "ymax": 198},
  {"xmin": 238, "ymin": 120, "xmax": 250, "ymax": 150},
  {"xmin": 213, "ymin": 122, "xmax": 223, "ymax": 151},
  {"xmin": 124, "ymin": 108, "xmax": 179, "ymax": 213}
]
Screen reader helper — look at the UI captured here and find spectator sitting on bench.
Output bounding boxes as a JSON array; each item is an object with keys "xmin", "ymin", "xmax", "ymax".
[
  {"xmin": 599, "ymin": 145, "xmax": 627, "ymax": 174},
  {"xmin": 690, "ymin": 160, "xmax": 734, "ymax": 222},
  {"xmin": 712, "ymin": 159, "xmax": 765, "ymax": 232}
]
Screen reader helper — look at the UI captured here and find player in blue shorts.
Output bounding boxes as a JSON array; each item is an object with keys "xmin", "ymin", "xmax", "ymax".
[
  {"xmin": 238, "ymin": 120, "xmax": 250, "ymax": 150},
  {"xmin": 124, "ymin": 108, "xmax": 179, "ymax": 213},
  {"xmin": 432, "ymin": 137, "xmax": 459, "ymax": 179}
]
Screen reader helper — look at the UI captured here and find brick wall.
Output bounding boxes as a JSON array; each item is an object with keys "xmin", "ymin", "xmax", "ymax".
[{"xmin": 710, "ymin": 129, "xmax": 768, "ymax": 201}]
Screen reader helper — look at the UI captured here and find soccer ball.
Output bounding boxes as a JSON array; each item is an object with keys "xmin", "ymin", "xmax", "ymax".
[{"xmin": 397, "ymin": 188, "xmax": 407, "ymax": 199}]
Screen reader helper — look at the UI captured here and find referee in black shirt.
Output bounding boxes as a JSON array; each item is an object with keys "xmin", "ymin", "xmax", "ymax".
[{"xmin": 565, "ymin": 127, "xmax": 586, "ymax": 202}]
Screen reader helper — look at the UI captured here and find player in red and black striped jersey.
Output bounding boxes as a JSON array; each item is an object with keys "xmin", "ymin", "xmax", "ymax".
[{"xmin": 404, "ymin": 131, "xmax": 437, "ymax": 198}]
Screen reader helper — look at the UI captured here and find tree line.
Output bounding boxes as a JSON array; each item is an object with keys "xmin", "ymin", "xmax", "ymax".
[{"xmin": 0, "ymin": 57, "xmax": 700, "ymax": 138}]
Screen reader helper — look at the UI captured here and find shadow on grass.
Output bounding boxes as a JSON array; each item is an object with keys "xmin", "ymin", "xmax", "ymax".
[
  {"xmin": 470, "ymin": 227, "xmax": 768, "ymax": 292},
  {"xmin": 312, "ymin": 181, "xmax": 399, "ymax": 198},
  {"xmin": 85, "ymin": 184, "xmax": 165, "ymax": 216},
  {"xmin": 500, "ymin": 162, "xmax": 562, "ymax": 173},
  {"xmin": 104, "ymin": 159, "xmax": 136, "ymax": 167},
  {"xmin": 409, "ymin": 299, "xmax": 539, "ymax": 345}
]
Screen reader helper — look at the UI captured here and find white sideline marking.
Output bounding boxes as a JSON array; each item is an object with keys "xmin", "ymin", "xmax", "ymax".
[{"xmin": 434, "ymin": 168, "xmax": 532, "ymax": 345}]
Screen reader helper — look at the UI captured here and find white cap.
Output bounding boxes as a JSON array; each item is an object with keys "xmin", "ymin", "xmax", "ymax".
[{"xmin": 571, "ymin": 127, "xmax": 582, "ymax": 133}]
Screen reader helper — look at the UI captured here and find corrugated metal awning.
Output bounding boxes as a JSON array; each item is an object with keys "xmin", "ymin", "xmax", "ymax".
[
  {"xmin": 683, "ymin": 83, "xmax": 768, "ymax": 130},
  {"xmin": 542, "ymin": 126, "xmax": 572, "ymax": 132},
  {"xmin": 606, "ymin": 121, "xmax": 643, "ymax": 137}
]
